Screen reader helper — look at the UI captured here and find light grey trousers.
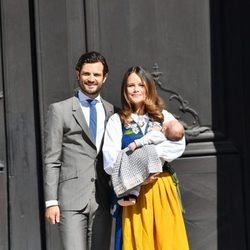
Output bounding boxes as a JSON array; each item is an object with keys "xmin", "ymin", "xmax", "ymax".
[{"xmin": 59, "ymin": 190, "xmax": 112, "ymax": 250}]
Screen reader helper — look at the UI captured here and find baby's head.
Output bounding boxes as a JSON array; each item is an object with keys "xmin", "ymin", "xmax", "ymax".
[{"xmin": 162, "ymin": 120, "xmax": 184, "ymax": 141}]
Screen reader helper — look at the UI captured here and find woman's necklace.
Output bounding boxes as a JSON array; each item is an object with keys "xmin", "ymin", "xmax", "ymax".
[{"xmin": 137, "ymin": 114, "xmax": 147, "ymax": 127}]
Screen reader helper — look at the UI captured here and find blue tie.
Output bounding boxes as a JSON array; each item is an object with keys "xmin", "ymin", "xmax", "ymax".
[{"xmin": 87, "ymin": 99, "xmax": 97, "ymax": 143}]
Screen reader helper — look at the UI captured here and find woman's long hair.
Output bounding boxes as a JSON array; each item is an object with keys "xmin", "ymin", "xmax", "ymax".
[{"xmin": 120, "ymin": 66, "xmax": 164, "ymax": 126}]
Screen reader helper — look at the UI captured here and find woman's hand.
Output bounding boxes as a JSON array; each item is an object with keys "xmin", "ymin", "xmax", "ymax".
[
  {"xmin": 128, "ymin": 142, "xmax": 137, "ymax": 151},
  {"xmin": 142, "ymin": 172, "xmax": 160, "ymax": 185}
]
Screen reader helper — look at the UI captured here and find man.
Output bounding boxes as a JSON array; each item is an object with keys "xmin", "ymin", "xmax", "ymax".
[{"xmin": 44, "ymin": 51, "xmax": 114, "ymax": 250}]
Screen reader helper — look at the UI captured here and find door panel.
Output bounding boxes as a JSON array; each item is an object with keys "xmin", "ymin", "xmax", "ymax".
[
  {"xmin": 84, "ymin": 1, "xmax": 246, "ymax": 249},
  {"xmin": 86, "ymin": 0, "xmax": 212, "ymax": 128},
  {"xmin": 172, "ymin": 155, "xmax": 246, "ymax": 250},
  {"xmin": 1, "ymin": 0, "xmax": 42, "ymax": 249},
  {"xmin": 35, "ymin": 0, "xmax": 87, "ymax": 249},
  {"xmin": 0, "ymin": 51, "xmax": 8, "ymax": 250}
]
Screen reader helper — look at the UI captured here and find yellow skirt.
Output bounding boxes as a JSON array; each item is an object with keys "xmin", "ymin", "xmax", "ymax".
[{"xmin": 122, "ymin": 172, "xmax": 189, "ymax": 250}]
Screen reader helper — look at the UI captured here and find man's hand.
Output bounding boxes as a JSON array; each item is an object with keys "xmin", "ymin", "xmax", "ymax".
[{"xmin": 45, "ymin": 205, "xmax": 60, "ymax": 224}]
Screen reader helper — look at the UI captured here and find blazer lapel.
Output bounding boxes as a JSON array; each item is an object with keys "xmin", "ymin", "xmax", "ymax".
[
  {"xmin": 72, "ymin": 96, "xmax": 95, "ymax": 145},
  {"xmin": 98, "ymin": 98, "xmax": 114, "ymax": 148},
  {"xmin": 101, "ymin": 98, "xmax": 114, "ymax": 125}
]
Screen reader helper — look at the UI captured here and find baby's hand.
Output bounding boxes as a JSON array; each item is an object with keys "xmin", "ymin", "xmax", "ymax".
[
  {"xmin": 151, "ymin": 126, "xmax": 162, "ymax": 132},
  {"xmin": 128, "ymin": 142, "xmax": 137, "ymax": 151}
]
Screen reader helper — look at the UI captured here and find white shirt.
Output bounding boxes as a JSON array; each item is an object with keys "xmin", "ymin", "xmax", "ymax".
[{"xmin": 102, "ymin": 110, "xmax": 186, "ymax": 175}]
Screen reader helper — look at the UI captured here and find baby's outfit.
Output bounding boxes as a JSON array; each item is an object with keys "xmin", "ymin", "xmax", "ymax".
[{"xmin": 112, "ymin": 129, "xmax": 166, "ymax": 205}]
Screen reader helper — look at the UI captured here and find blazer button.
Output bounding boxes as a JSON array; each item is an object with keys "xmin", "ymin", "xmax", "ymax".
[{"xmin": 91, "ymin": 178, "xmax": 95, "ymax": 182}]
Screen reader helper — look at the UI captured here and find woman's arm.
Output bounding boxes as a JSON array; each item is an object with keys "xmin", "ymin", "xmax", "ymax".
[{"xmin": 102, "ymin": 113, "xmax": 123, "ymax": 175}]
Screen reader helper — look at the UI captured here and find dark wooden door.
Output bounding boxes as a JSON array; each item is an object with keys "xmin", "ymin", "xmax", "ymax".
[
  {"xmin": 36, "ymin": 0, "xmax": 248, "ymax": 249},
  {"xmin": 36, "ymin": 1, "xmax": 247, "ymax": 249},
  {"xmin": 35, "ymin": 1, "xmax": 87, "ymax": 249},
  {"xmin": 1, "ymin": 0, "xmax": 249, "ymax": 249},
  {"xmin": 0, "ymin": 0, "xmax": 44, "ymax": 249},
  {"xmin": 84, "ymin": 1, "xmax": 247, "ymax": 248},
  {"xmin": 0, "ymin": 42, "xmax": 8, "ymax": 250}
]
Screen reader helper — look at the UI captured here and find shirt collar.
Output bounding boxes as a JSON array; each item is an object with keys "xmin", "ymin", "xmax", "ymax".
[{"xmin": 78, "ymin": 90, "xmax": 101, "ymax": 104}]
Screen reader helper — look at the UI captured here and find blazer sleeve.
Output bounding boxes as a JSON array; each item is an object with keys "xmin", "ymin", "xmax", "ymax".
[{"xmin": 43, "ymin": 103, "xmax": 63, "ymax": 202}]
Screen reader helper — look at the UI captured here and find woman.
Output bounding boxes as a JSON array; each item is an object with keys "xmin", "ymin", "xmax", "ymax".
[{"xmin": 103, "ymin": 66, "xmax": 189, "ymax": 250}]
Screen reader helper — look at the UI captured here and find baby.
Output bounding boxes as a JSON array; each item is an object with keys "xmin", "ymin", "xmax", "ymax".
[
  {"xmin": 116, "ymin": 119, "xmax": 184, "ymax": 206},
  {"xmin": 128, "ymin": 119, "xmax": 184, "ymax": 150}
]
